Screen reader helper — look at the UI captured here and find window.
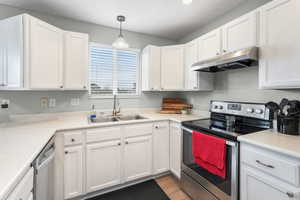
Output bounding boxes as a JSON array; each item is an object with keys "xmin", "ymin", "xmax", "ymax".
[{"xmin": 89, "ymin": 43, "xmax": 140, "ymax": 97}]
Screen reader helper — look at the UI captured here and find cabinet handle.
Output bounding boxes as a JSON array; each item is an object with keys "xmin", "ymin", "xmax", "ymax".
[
  {"xmin": 83, "ymin": 86, "xmax": 87, "ymax": 89},
  {"xmin": 155, "ymin": 126, "xmax": 159, "ymax": 129},
  {"xmin": 65, "ymin": 151, "xmax": 68, "ymax": 154},
  {"xmin": 117, "ymin": 142, "xmax": 121, "ymax": 146},
  {"xmin": 125, "ymin": 141, "xmax": 129, "ymax": 144},
  {"xmin": 60, "ymin": 86, "xmax": 63, "ymax": 89},
  {"xmin": 223, "ymin": 49, "xmax": 227, "ymax": 53},
  {"xmin": 216, "ymin": 52, "xmax": 220, "ymax": 55},
  {"xmin": 256, "ymin": 160, "xmax": 274, "ymax": 169},
  {"xmin": 286, "ymin": 192, "xmax": 294, "ymax": 198},
  {"xmin": 71, "ymin": 138, "xmax": 75, "ymax": 142}
]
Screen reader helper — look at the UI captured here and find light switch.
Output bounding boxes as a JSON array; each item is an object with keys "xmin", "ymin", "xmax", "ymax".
[{"xmin": 49, "ymin": 98, "xmax": 56, "ymax": 108}]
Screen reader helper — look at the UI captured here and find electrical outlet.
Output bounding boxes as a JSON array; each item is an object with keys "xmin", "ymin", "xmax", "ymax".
[
  {"xmin": 49, "ymin": 98, "xmax": 56, "ymax": 108},
  {"xmin": 70, "ymin": 98, "xmax": 80, "ymax": 106},
  {"xmin": 40, "ymin": 97, "xmax": 48, "ymax": 108}
]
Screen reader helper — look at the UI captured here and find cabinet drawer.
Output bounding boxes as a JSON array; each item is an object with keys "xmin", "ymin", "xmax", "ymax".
[
  {"xmin": 64, "ymin": 131, "xmax": 83, "ymax": 146},
  {"xmin": 86, "ymin": 127, "xmax": 121, "ymax": 143},
  {"xmin": 7, "ymin": 168, "xmax": 34, "ymax": 200},
  {"xmin": 124, "ymin": 123, "xmax": 153, "ymax": 138},
  {"xmin": 241, "ymin": 145, "xmax": 300, "ymax": 187},
  {"xmin": 153, "ymin": 121, "xmax": 169, "ymax": 130}
]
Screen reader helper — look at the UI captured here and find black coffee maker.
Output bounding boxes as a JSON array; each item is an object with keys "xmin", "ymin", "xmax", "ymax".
[{"xmin": 266, "ymin": 99, "xmax": 300, "ymax": 136}]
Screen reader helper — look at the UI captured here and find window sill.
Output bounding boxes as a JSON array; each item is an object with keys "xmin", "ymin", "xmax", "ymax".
[{"xmin": 88, "ymin": 94, "xmax": 141, "ymax": 99}]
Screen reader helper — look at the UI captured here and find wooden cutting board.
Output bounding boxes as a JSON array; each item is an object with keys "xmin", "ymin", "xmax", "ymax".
[{"xmin": 159, "ymin": 110, "xmax": 182, "ymax": 114}]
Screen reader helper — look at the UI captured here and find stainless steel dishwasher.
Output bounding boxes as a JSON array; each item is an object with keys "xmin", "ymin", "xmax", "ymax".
[{"xmin": 33, "ymin": 136, "xmax": 55, "ymax": 200}]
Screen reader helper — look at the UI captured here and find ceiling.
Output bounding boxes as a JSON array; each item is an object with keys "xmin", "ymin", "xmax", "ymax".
[{"xmin": 0, "ymin": 0, "xmax": 246, "ymax": 40}]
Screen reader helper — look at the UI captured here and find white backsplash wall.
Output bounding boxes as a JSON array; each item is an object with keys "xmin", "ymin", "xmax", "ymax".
[
  {"xmin": 0, "ymin": 4, "xmax": 178, "ymax": 115},
  {"xmin": 180, "ymin": 67, "xmax": 300, "ymax": 111}
]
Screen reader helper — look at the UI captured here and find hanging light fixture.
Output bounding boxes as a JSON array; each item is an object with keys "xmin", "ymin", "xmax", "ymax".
[
  {"xmin": 112, "ymin": 15, "xmax": 129, "ymax": 49},
  {"xmin": 182, "ymin": 0, "xmax": 193, "ymax": 5}
]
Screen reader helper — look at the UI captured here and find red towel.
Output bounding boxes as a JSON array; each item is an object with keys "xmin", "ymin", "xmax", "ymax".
[{"xmin": 192, "ymin": 130, "xmax": 227, "ymax": 179}]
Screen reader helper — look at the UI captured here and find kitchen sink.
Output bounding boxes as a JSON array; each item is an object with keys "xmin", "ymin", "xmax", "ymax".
[
  {"xmin": 117, "ymin": 115, "xmax": 148, "ymax": 121},
  {"xmin": 88, "ymin": 114, "xmax": 148, "ymax": 124}
]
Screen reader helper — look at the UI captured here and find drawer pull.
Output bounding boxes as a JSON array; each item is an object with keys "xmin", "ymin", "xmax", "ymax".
[
  {"xmin": 71, "ymin": 138, "xmax": 75, "ymax": 142},
  {"xmin": 125, "ymin": 141, "xmax": 129, "ymax": 144},
  {"xmin": 117, "ymin": 142, "xmax": 121, "ymax": 146},
  {"xmin": 65, "ymin": 151, "xmax": 68, "ymax": 154},
  {"xmin": 287, "ymin": 192, "xmax": 294, "ymax": 198},
  {"xmin": 256, "ymin": 160, "xmax": 275, "ymax": 169}
]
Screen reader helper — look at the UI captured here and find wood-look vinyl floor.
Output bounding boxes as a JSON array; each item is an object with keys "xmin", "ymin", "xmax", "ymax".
[{"xmin": 155, "ymin": 175, "xmax": 192, "ymax": 200}]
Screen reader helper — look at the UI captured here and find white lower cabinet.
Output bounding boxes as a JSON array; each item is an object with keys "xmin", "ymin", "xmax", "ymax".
[
  {"xmin": 64, "ymin": 145, "xmax": 83, "ymax": 199},
  {"xmin": 124, "ymin": 135, "xmax": 153, "ymax": 182},
  {"xmin": 153, "ymin": 121, "xmax": 170, "ymax": 174},
  {"xmin": 27, "ymin": 192, "xmax": 33, "ymax": 200},
  {"xmin": 86, "ymin": 140, "xmax": 121, "ymax": 193},
  {"xmin": 170, "ymin": 122, "xmax": 182, "ymax": 178},
  {"xmin": 240, "ymin": 143, "xmax": 300, "ymax": 200}
]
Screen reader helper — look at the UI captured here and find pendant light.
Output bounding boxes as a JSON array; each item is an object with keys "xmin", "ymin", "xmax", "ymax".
[
  {"xmin": 112, "ymin": 15, "xmax": 129, "ymax": 49},
  {"xmin": 182, "ymin": 0, "xmax": 193, "ymax": 5}
]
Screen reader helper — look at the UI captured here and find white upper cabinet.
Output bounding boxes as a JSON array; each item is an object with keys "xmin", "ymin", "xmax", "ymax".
[
  {"xmin": 141, "ymin": 45, "xmax": 161, "ymax": 91},
  {"xmin": 28, "ymin": 15, "xmax": 64, "ymax": 89},
  {"xmin": 63, "ymin": 31, "xmax": 89, "ymax": 90},
  {"xmin": 161, "ymin": 45, "xmax": 185, "ymax": 90},
  {"xmin": 259, "ymin": 0, "xmax": 300, "ymax": 89},
  {"xmin": 184, "ymin": 40, "xmax": 199, "ymax": 90},
  {"xmin": 0, "ymin": 15, "xmax": 23, "ymax": 89},
  {"xmin": 222, "ymin": 11, "xmax": 258, "ymax": 54},
  {"xmin": 198, "ymin": 28, "xmax": 222, "ymax": 61},
  {"xmin": 184, "ymin": 40, "xmax": 214, "ymax": 91}
]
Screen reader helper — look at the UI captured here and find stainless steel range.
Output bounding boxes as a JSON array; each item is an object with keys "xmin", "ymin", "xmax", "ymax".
[{"xmin": 180, "ymin": 101, "xmax": 273, "ymax": 200}]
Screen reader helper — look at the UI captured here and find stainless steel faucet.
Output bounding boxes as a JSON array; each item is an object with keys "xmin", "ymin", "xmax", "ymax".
[{"xmin": 112, "ymin": 95, "xmax": 121, "ymax": 116}]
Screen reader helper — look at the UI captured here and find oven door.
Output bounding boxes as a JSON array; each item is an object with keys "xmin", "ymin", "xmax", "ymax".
[{"xmin": 181, "ymin": 127, "xmax": 238, "ymax": 200}]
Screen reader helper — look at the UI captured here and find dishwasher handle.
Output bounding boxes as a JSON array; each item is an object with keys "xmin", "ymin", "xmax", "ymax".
[{"xmin": 35, "ymin": 146, "xmax": 55, "ymax": 172}]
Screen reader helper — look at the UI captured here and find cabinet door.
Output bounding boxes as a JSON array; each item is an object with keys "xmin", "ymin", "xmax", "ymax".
[
  {"xmin": 28, "ymin": 16, "xmax": 63, "ymax": 89},
  {"xmin": 198, "ymin": 29, "xmax": 221, "ymax": 61},
  {"xmin": 64, "ymin": 146, "xmax": 83, "ymax": 199},
  {"xmin": 141, "ymin": 45, "xmax": 161, "ymax": 91},
  {"xmin": 0, "ymin": 15, "xmax": 23, "ymax": 89},
  {"xmin": 222, "ymin": 11, "xmax": 257, "ymax": 53},
  {"xmin": 86, "ymin": 140, "xmax": 121, "ymax": 193},
  {"xmin": 259, "ymin": 0, "xmax": 300, "ymax": 89},
  {"xmin": 153, "ymin": 122, "xmax": 170, "ymax": 174},
  {"xmin": 27, "ymin": 192, "xmax": 33, "ymax": 200},
  {"xmin": 170, "ymin": 122, "xmax": 182, "ymax": 178},
  {"xmin": 124, "ymin": 135, "xmax": 152, "ymax": 182},
  {"xmin": 241, "ymin": 165, "xmax": 299, "ymax": 200},
  {"xmin": 184, "ymin": 40, "xmax": 199, "ymax": 90},
  {"xmin": 161, "ymin": 45, "xmax": 184, "ymax": 90},
  {"xmin": 64, "ymin": 31, "xmax": 89, "ymax": 90}
]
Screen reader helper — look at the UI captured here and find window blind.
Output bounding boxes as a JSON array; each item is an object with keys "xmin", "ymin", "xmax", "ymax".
[{"xmin": 89, "ymin": 44, "xmax": 139, "ymax": 96}]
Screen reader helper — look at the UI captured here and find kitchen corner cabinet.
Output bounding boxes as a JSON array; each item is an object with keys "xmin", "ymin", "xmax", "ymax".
[
  {"xmin": 198, "ymin": 29, "xmax": 222, "ymax": 61},
  {"xmin": 0, "ymin": 14, "xmax": 89, "ymax": 90},
  {"xmin": 259, "ymin": 0, "xmax": 300, "ymax": 89},
  {"xmin": 64, "ymin": 145, "xmax": 84, "ymax": 199},
  {"xmin": 170, "ymin": 122, "xmax": 182, "ymax": 178},
  {"xmin": 63, "ymin": 31, "xmax": 89, "ymax": 90},
  {"xmin": 153, "ymin": 121, "xmax": 170, "ymax": 174},
  {"xmin": 184, "ymin": 40, "xmax": 214, "ymax": 91},
  {"xmin": 222, "ymin": 11, "xmax": 257, "ymax": 53},
  {"xmin": 161, "ymin": 45, "xmax": 185, "ymax": 90},
  {"xmin": 141, "ymin": 45, "xmax": 161, "ymax": 91}
]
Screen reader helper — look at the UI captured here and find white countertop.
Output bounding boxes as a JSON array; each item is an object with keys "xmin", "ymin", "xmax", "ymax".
[
  {"xmin": 238, "ymin": 129, "xmax": 300, "ymax": 159},
  {"xmin": 0, "ymin": 109, "xmax": 208, "ymax": 200}
]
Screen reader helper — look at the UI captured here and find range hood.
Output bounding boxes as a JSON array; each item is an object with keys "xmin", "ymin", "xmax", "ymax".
[{"xmin": 191, "ymin": 47, "xmax": 259, "ymax": 72}]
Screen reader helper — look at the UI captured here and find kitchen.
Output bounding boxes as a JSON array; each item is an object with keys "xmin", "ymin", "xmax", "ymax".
[{"xmin": 1, "ymin": 0, "xmax": 300, "ymax": 200}]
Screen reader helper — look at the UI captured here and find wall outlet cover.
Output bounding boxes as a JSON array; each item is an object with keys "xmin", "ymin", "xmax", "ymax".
[{"xmin": 40, "ymin": 97, "xmax": 49, "ymax": 108}]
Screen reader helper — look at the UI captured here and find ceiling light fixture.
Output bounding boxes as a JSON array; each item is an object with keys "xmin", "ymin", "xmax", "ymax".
[
  {"xmin": 182, "ymin": 0, "xmax": 193, "ymax": 5},
  {"xmin": 112, "ymin": 15, "xmax": 129, "ymax": 49}
]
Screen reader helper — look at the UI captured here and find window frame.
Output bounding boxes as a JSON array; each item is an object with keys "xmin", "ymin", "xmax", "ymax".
[{"xmin": 88, "ymin": 43, "xmax": 141, "ymax": 99}]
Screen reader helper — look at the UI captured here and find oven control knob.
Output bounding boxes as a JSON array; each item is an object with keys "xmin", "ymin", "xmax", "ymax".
[
  {"xmin": 246, "ymin": 108, "xmax": 254, "ymax": 113},
  {"xmin": 255, "ymin": 109, "xmax": 264, "ymax": 114},
  {"xmin": 219, "ymin": 105, "xmax": 224, "ymax": 110},
  {"xmin": 214, "ymin": 105, "xmax": 219, "ymax": 109}
]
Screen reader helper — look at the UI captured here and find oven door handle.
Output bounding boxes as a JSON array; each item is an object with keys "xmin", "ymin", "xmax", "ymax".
[{"xmin": 181, "ymin": 126, "xmax": 237, "ymax": 147}]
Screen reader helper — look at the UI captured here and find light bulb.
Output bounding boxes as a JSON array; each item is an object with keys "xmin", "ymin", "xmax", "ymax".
[
  {"xmin": 112, "ymin": 35, "xmax": 129, "ymax": 49},
  {"xmin": 182, "ymin": 0, "xmax": 193, "ymax": 5}
]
